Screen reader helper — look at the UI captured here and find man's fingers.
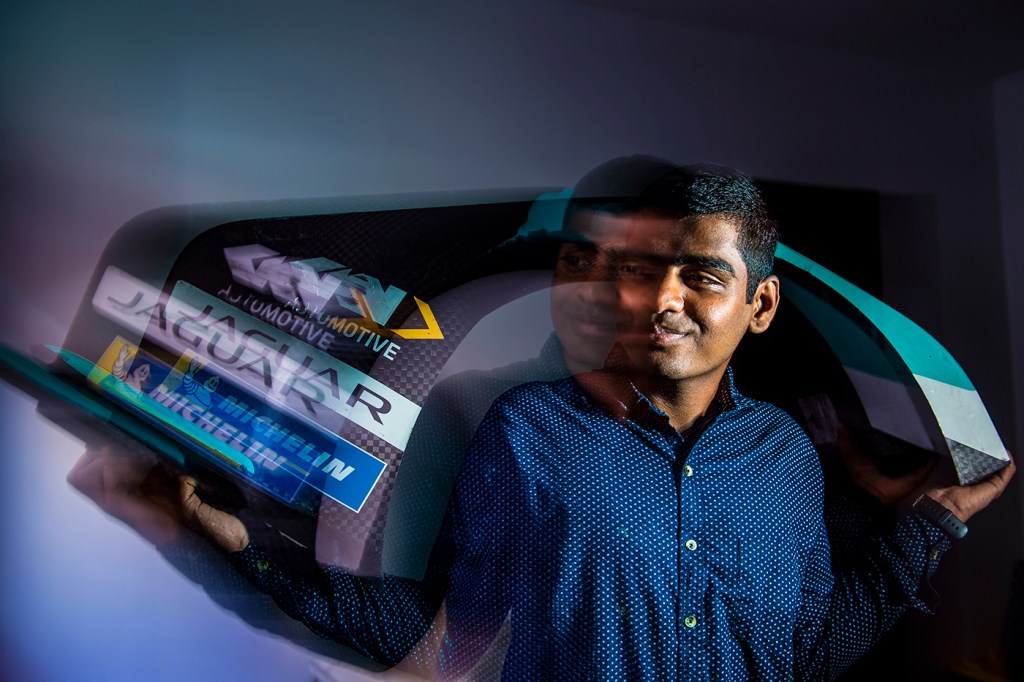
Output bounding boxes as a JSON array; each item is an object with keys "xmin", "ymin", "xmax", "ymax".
[
  {"xmin": 176, "ymin": 475, "xmax": 249, "ymax": 553},
  {"xmin": 972, "ymin": 450, "xmax": 1016, "ymax": 501},
  {"xmin": 66, "ymin": 452, "xmax": 106, "ymax": 495},
  {"xmin": 178, "ymin": 476, "xmax": 202, "ymax": 523},
  {"xmin": 101, "ymin": 462, "xmax": 127, "ymax": 500},
  {"xmin": 999, "ymin": 450, "xmax": 1015, "ymax": 481},
  {"xmin": 986, "ymin": 451, "xmax": 1016, "ymax": 498},
  {"xmin": 179, "ymin": 475, "xmax": 199, "ymax": 501},
  {"xmin": 67, "ymin": 446, "xmax": 119, "ymax": 490},
  {"xmin": 68, "ymin": 447, "xmax": 148, "ymax": 506},
  {"xmin": 65, "ymin": 448, "xmax": 185, "ymax": 546},
  {"xmin": 928, "ymin": 450, "xmax": 1017, "ymax": 522}
]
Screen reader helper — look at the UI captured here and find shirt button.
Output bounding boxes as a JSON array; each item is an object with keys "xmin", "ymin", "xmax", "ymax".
[
  {"xmin": 684, "ymin": 616, "xmax": 698, "ymax": 628},
  {"xmin": 257, "ymin": 559, "xmax": 270, "ymax": 571},
  {"xmin": 685, "ymin": 539, "xmax": 698, "ymax": 551},
  {"xmin": 683, "ymin": 465, "xmax": 694, "ymax": 477}
]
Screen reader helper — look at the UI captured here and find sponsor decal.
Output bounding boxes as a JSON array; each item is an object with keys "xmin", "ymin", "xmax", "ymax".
[
  {"xmin": 92, "ymin": 267, "xmax": 421, "ymax": 450},
  {"xmin": 87, "ymin": 337, "xmax": 386, "ymax": 513},
  {"xmin": 223, "ymin": 244, "xmax": 443, "ymax": 340}
]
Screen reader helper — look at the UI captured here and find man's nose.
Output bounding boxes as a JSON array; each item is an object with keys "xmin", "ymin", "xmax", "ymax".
[
  {"xmin": 578, "ymin": 278, "xmax": 616, "ymax": 304},
  {"xmin": 655, "ymin": 273, "xmax": 684, "ymax": 313}
]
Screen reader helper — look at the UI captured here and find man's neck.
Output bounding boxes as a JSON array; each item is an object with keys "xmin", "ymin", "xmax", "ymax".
[{"xmin": 632, "ymin": 369, "xmax": 728, "ymax": 432}]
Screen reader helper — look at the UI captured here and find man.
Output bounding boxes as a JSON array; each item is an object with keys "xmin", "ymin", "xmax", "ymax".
[
  {"xmin": 71, "ymin": 162, "xmax": 1014, "ymax": 679},
  {"xmin": 378, "ymin": 155, "xmax": 673, "ymax": 582},
  {"xmin": 418, "ymin": 166, "xmax": 1014, "ymax": 679},
  {"xmin": 68, "ymin": 155, "xmax": 681, "ymax": 673}
]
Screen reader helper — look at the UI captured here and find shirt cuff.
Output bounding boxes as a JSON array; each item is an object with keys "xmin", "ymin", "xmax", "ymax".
[
  {"xmin": 158, "ymin": 530, "xmax": 233, "ymax": 584},
  {"xmin": 891, "ymin": 511, "xmax": 952, "ymax": 614},
  {"xmin": 226, "ymin": 542, "xmax": 281, "ymax": 590}
]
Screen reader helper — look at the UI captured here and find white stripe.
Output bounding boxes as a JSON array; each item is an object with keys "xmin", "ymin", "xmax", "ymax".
[{"xmin": 913, "ymin": 374, "xmax": 1007, "ymax": 461}]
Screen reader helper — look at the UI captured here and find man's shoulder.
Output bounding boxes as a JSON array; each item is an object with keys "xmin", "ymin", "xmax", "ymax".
[
  {"xmin": 720, "ymin": 396, "xmax": 824, "ymax": 511},
  {"xmin": 727, "ymin": 393, "xmax": 817, "ymax": 453},
  {"xmin": 489, "ymin": 376, "xmax": 580, "ymax": 412}
]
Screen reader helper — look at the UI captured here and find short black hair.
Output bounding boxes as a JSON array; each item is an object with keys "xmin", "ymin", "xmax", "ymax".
[
  {"xmin": 635, "ymin": 163, "xmax": 779, "ymax": 301},
  {"xmin": 557, "ymin": 157, "xmax": 778, "ymax": 301},
  {"xmin": 562, "ymin": 154, "xmax": 681, "ymax": 233}
]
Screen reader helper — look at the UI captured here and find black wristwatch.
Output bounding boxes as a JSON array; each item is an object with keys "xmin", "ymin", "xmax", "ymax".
[{"xmin": 912, "ymin": 494, "xmax": 968, "ymax": 540}]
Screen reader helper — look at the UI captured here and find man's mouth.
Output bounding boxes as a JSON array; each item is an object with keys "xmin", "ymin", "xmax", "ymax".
[
  {"xmin": 617, "ymin": 319, "xmax": 696, "ymax": 346},
  {"xmin": 567, "ymin": 313, "xmax": 617, "ymax": 337},
  {"xmin": 650, "ymin": 324, "xmax": 693, "ymax": 344},
  {"xmin": 561, "ymin": 304, "xmax": 616, "ymax": 331}
]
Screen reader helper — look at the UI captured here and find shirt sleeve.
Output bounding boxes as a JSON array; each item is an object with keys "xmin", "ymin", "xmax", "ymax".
[
  {"xmin": 226, "ymin": 539, "xmax": 447, "ymax": 668},
  {"xmin": 793, "ymin": 501, "xmax": 951, "ymax": 680},
  {"xmin": 436, "ymin": 397, "xmax": 527, "ymax": 679},
  {"xmin": 156, "ymin": 530, "xmax": 404, "ymax": 669}
]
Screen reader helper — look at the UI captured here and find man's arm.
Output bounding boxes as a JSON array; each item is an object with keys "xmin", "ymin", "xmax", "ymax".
[
  {"xmin": 435, "ymin": 399, "xmax": 527, "ymax": 679},
  {"xmin": 224, "ymin": 541, "xmax": 446, "ymax": 667},
  {"xmin": 793, "ymin": 454, "xmax": 1016, "ymax": 681},
  {"xmin": 67, "ymin": 446, "xmax": 448, "ymax": 669},
  {"xmin": 922, "ymin": 454, "xmax": 1015, "ymax": 525}
]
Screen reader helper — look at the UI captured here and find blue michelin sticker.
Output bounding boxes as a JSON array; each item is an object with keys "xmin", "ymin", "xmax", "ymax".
[{"xmin": 80, "ymin": 338, "xmax": 387, "ymax": 514}]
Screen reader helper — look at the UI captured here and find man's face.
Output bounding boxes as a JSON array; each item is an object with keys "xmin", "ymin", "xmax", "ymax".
[
  {"xmin": 550, "ymin": 210, "xmax": 628, "ymax": 374},
  {"xmin": 616, "ymin": 214, "xmax": 768, "ymax": 385}
]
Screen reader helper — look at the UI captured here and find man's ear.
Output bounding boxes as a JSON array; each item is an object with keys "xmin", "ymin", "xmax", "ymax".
[{"xmin": 748, "ymin": 275, "xmax": 780, "ymax": 334}]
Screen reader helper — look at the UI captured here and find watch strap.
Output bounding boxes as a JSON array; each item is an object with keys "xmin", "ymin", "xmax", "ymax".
[{"xmin": 913, "ymin": 494, "xmax": 968, "ymax": 540}]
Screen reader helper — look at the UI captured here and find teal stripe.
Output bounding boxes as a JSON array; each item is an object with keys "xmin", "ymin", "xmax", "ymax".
[
  {"xmin": 779, "ymin": 278, "xmax": 901, "ymax": 382},
  {"xmin": 775, "ymin": 244, "xmax": 972, "ymax": 391}
]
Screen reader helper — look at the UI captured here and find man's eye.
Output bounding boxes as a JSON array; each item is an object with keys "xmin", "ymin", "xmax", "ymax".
[
  {"xmin": 560, "ymin": 254, "xmax": 594, "ymax": 272},
  {"xmin": 684, "ymin": 273, "xmax": 721, "ymax": 287},
  {"xmin": 617, "ymin": 263, "xmax": 651, "ymax": 279}
]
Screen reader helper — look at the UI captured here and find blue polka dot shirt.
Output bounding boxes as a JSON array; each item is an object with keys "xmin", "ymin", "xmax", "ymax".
[
  {"xmin": 435, "ymin": 366, "xmax": 949, "ymax": 680},
  {"xmin": 231, "ymin": 364, "xmax": 949, "ymax": 680}
]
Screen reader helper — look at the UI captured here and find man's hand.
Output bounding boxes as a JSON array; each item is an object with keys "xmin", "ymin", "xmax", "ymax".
[
  {"xmin": 925, "ymin": 452, "xmax": 1016, "ymax": 523},
  {"xmin": 68, "ymin": 446, "xmax": 250, "ymax": 552},
  {"xmin": 178, "ymin": 475, "xmax": 250, "ymax": 552},
  {"xmin": 835, "ymin": 424, "xmax": 1017, "ymax": 524},
  {"xmin": 67, "ymin": 446, "xmax": 184, "ymax": 546}
]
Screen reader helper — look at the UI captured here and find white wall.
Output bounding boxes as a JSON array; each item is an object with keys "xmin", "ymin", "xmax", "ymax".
[{"xmin": 1, "ymin": 0, "xmax": 1018, "ymax": 678}]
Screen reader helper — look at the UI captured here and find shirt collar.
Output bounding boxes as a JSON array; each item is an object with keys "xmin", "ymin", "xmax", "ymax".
[
  {"xmin": 573, "ymin": 344, "xmax": 739, "ymax": 427},
  {"xmin": 537, "ymin": 333, "xmax": 570, "ymax": 379}
]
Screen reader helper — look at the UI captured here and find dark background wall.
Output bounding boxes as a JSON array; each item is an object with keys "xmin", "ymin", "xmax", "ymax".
[{"xmin": 1, "ymin": 1, "xmax": 1021, "ymax": 679}]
